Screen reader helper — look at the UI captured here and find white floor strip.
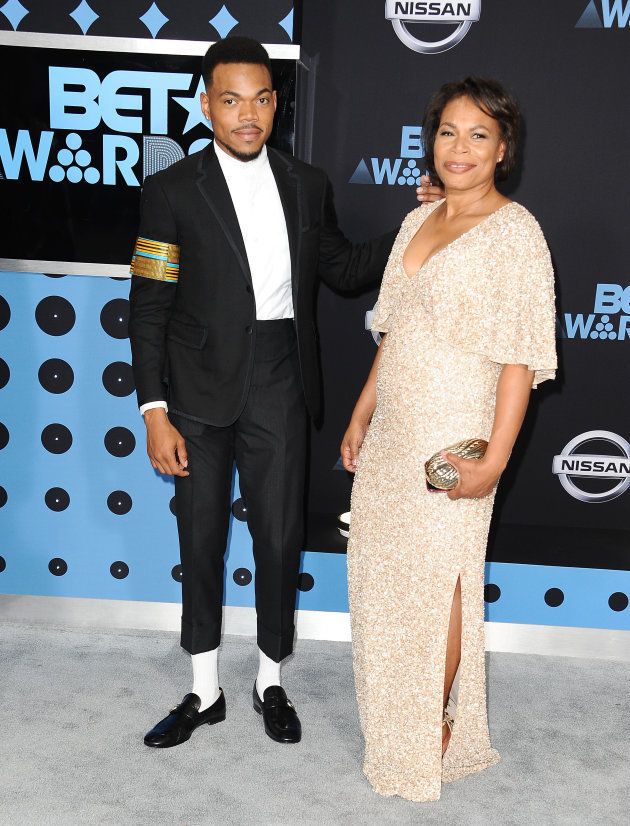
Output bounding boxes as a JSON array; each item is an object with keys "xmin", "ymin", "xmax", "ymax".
[{"xmin": 1, "ymin": 594, "xmax": 629, "ymax": 661}]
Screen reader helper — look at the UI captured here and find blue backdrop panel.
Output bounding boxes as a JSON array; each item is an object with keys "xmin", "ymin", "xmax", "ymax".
[{"xmin": 0, "ymin": 271, "xmax": 326, "ymax": 609}]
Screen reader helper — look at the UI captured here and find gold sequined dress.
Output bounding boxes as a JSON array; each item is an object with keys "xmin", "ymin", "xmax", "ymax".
[{"xmin": 347, "ymin": 200, "xmax": 557, "ymax": 802}]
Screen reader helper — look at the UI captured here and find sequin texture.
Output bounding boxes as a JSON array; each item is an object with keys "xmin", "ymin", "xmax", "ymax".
[{"xmin": 347, "ymin": 200, "xmax": 557, "ymax": 802}]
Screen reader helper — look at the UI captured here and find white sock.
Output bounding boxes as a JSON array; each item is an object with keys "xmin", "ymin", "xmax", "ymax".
[
  {"xmin": 191, "ymin": 648, "xmax": 220, "ymax": 712},
  {"xmin": 256, "ymin": 648, "xmax": 281, "ymax": 697}
]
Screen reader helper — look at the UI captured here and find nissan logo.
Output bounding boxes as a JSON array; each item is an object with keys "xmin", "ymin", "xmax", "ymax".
[
  {"xmin": 385, "ymin": 1, "xmax": 481, "ymax": 55},
  {"xmin": 552, "ymin": 430, "xmax": 630, "ymax": 503}
]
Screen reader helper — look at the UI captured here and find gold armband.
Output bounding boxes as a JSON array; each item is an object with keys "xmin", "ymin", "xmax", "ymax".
[{"xmin": 130, "ymin": 237, "xmax": 180, "ymax": 283}]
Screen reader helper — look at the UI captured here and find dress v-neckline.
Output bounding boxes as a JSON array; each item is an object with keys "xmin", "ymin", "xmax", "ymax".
[{"xmin": 401, "ymin": 201, "xmax": 514, "ymax": 281}]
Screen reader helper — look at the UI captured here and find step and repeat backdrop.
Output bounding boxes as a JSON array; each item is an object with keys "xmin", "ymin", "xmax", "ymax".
[{"xmin": 0, "ymin": 0, "xmax": 628, "ymax": 634}]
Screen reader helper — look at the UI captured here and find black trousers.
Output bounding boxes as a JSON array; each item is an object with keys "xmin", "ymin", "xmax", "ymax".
[{"xmin": 172, "ymin": 320, "xmax": 307, "ymax": 662}]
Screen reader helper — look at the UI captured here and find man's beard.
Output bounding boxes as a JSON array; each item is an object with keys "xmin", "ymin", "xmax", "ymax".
[{"xmin": 216, "ymin": 136, "xmax": 264, "ymax": 163}]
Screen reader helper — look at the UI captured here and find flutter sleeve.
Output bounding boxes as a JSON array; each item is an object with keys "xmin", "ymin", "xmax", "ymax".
[
  {"xmin": 502, "ymin": 216, "xmax": 557, "ymax": 387},
  {"xmin": 370, "ymin": 260, "xmax": 398, "ymax": 333},
  {"xmin": 431, "ymin": 206, "xmax": 557, "ymax": 388}
]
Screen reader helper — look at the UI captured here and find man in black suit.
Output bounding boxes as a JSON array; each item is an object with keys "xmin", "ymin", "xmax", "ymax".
[{"xmin": 129, "ymin": 37, "xmax": 437, "ymax": 749}]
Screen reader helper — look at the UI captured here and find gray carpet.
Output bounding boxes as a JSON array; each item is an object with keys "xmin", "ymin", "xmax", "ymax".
[{"xmin": 0, "ymin": 621, "xmax": 628, "ymax": 825}]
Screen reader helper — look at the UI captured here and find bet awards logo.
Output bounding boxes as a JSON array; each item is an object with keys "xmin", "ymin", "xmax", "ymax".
[
  {"xmin": 0, "ymin": 68, "xmax": 212, "ymax": 187},
  {"xmin": 349, "ymin": 125, "xmax": 427, "ymax": 186},
  {"xmin": 558, "ymin": 283, "xmax": 630, "ymax": 341},
  {"xmin": 576, "ymin": 1, "xmax": 630, "ymax": 27},
  {"xmin": 386, "ymin": 1, "xmax": 481, "ymax": 54},
  {"xmin": 553, "ymin": 431, "xmax": 630, "ymax": 503}
]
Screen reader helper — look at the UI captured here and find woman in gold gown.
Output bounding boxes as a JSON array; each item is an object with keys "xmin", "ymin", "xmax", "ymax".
[{"xmin": 341, "ymin": 77, "xmax": 557, "ymax": 802}]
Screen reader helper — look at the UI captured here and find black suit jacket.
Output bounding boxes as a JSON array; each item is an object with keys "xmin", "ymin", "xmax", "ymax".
[{"xmin": 128, "ymin": 144, "xmax": 397, "ymax": 426}]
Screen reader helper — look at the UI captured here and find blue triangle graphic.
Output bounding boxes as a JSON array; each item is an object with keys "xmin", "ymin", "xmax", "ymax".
[
  {"xmin": 349, "ymin": 158, "xmax": 373, "ymax": 184},
  {"xmin": 575, "ymin": 1, "xmax": 602, "ymax": 27}
]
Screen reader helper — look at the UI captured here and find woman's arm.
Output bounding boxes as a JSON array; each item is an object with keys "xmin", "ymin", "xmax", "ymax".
[
  {"xmin": 445, "ymin": 363, "xmax": 534, "ymax": 500},
  {"xmin": 340, "ymin": 337, "xmax": 385, "ymax": 472}
]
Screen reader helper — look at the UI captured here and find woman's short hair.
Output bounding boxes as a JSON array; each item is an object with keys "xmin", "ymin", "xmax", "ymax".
[{"xmin": 422, "ymin": 77, "xmax": 521, "ymax": 182}]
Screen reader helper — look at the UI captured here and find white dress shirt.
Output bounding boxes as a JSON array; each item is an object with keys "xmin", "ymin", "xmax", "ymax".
[{"xmin": 140, "ymin": 141, "xmax": 293, "ymax": 416}]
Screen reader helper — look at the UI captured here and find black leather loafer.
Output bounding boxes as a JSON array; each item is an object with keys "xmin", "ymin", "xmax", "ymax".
[
  {"xmin": 253, "ymin": 684, "xmax": 301, "ymax": 744},
  {"xmin": 144, "ymin": 690, "xmax": 226, "ymax": 748}
]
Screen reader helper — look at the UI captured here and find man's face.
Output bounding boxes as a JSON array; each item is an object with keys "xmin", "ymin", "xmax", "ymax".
[{"xmin": 200, "ymin": 62, "xmax": 277, "ymax": 162}]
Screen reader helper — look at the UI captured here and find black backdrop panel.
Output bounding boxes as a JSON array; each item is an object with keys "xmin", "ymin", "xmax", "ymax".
[
  {"xmin": 0, "ymin": 45, "xmax": 295, "ymax": 266},
  {"xmin": 300, "ymin": 1, "xmax": 630, "ymax": 568}
]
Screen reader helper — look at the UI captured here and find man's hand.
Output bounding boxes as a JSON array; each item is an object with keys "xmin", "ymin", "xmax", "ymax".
[
  {"xmin": 340, "ymin": 418, "xmax": 369, "ymax": 473},
  {"xmin": 416, "ymin": 174, "xmax": 445, "ymax": 204},
  {"xmin": 143, "ymin": 408, "xmax": 190, "ymax": 477}
]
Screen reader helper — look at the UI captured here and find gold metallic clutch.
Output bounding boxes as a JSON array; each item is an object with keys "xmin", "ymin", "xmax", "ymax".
[{"xmin": 425, "ymin": 438, "xmax": 488, "ymax": 491}]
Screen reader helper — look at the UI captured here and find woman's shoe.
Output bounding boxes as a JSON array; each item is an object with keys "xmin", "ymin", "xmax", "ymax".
[{"xmin": 442, "ymin": 708, "xmax": 454, "ymax": 755}]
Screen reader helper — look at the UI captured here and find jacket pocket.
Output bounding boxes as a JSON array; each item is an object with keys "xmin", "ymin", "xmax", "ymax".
[{"xmin": 166, "ymin": 319, "xmax": 207, "ymax": 349}]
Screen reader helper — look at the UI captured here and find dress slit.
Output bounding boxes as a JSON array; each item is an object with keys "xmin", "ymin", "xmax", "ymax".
[
  {"xmin": 441, "ymin": 566, "xmax": 500, "ymax": 784},
  {"xmin": 437, "ymin": 571, "xmax": 462, "ymax": 762}
]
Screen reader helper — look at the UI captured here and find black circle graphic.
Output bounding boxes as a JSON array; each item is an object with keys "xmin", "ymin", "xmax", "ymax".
[
  {"xmin": 38, "ymin": 359, "xmax": 74, "ymax": 394},
  {"xmin": 0, "ymin": 423, "xmax": 8, "ymax": 450},
  {"xmin": 298, "ymin": 573, "xmax": 314, "ymax": 592},
  {"xmin": 48, "ymin": 558, "xmax": 68, "ymax": 576},
  {"xmin": 231, "ymin": 498, "xmax": 248, "ymax": 522},
  {"xmin": 233, "ymin": 567, "xmax": 252, "ymax": 586},
  {"xmin": 0, "ymin": 296, "xmax": 10, "ymax": 331},
  {"xmin": 0, "ymin": 486, "xmax": 7, "ymax": 508},
  {"xmin": 171, "ymin": 564, "xmax": 183, "ymax": 582},
  {"xmin": 0, "ymin": 358, "xmax": 9, "ymax": 389},
  {"xmin": 0, "ymin": 556, "xmax": 5, "ymax": 573},
  {"xmin": 608, "ymin": 592, "xmax": 629, "ymax": 612},
  {"xmin": 100, "ymin": 298, "xmax": 130, "ymax": 339},
  {"xmin": 102, "ymin": 361, "xmax": 134, "ymax": 397},
  {"xmin": 104, "ymin": 427, "xmax": 136, "ymax": 457},
  {"xmin": 169, "ymin": 496, "xmax": 176, "ymax": 516},
  {"xmin": 110, "ymin": 561, "xmax": 129, "ymax": 579},
  {"xmin": 484, "ymin": 584, "xmax": 501, "ymax": 603},
  {"xmin": 44, "ymin": 273, "xmax": 66, "ymax": 278},
  {"xmin": 544, "ymin": 588, "xmax": 564, "ymax": 607},
  {"xmin": 35, "ymin": 296, "xmax": 76, "ymax": 336},
  {"xmin": 45, "ymin": 487, "xmax": 70, "ymax": 512},
  {"xmin": 107, "ymin": 490, "xmax": 132, "ymax": 515},
  {"xmin": 41, "ymin": 423, "xmax": 73, "ymax": 454}
]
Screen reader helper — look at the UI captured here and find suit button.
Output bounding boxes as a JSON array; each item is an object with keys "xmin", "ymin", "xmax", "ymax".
[
  {"xmin": 246, "ymin": 285, "xmax": 252, "ymax": 294},
  {"xmin": 246, "ymin": 325, "xmax": 252, "ymax": 334}
]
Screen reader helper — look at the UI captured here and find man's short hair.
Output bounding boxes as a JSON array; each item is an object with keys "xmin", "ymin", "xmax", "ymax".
[{"xmin": 202, "ymin": 37, "xmax": 272, "ymax": 88}]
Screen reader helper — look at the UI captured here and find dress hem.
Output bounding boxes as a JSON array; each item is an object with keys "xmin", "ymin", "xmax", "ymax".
[
  {"xmin": 363, "ymin": 749, "xmax": 501, "ymax": 802},
  {"xmin": 363, "ymin": 768, "xmax": 441, "ymax": 803},
  {"xmin": 441, "ymin": 748, "xmax": 501, "ymax": 784}
]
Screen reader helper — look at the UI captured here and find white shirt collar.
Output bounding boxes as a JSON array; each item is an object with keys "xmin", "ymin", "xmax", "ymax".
[{"xmin": 214, "ymin": 139, "xmax": 268, "ymax": 176}]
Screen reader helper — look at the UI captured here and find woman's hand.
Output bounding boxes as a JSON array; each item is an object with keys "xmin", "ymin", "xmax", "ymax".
[
  {"xmin": 416, "ymin": 175, "xmax": 445, "ymax": 203},
  {"xmin": 341, "ymin": 418, "xmax": 369, "ymax": 473},
  {"xmin": 443, "ymin": 453, "xmax": 505, "ymax": 500}
]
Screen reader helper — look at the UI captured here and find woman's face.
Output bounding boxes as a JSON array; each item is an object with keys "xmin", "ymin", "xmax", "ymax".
[{"xmin": 433, "ymin": 95, "xmax": 506, "ymax": 192}]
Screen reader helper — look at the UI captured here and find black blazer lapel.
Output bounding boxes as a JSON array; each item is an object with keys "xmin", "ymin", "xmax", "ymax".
[
  {"xmin": 268, "ymin": 148, "xmax": 302, "ymax": 307},
  {"xmin": 196, "ymin": 144, "xmax": 253, "ymax": 288}
]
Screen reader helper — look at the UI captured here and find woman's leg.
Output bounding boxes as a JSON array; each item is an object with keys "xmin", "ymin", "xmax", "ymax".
[{"xmin": 442, "ymin": 576, "xmax": 462, "ymax": 753}]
